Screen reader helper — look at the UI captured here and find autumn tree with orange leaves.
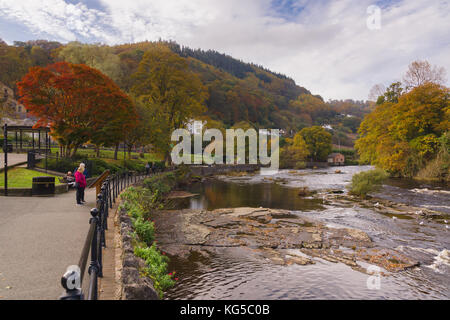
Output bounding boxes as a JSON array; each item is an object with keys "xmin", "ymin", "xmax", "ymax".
[{"xmin": 17, "ymin": 62, "xmax": 137, "ymax": 157}]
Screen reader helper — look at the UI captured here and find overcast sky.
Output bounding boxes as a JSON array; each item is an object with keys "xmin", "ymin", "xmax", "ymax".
[{"xmin": 0, "ymin": 0, "xmax": 448, "ymax": 100}]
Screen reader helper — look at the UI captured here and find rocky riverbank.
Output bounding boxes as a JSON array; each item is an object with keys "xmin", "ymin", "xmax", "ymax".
[
  {"xmin": 151, "ymin": 207, "xmax": 420, "ymax": 274},
  {"xmin": 159, "ymin": 167, "xmax": 449, "ymax": 299}
]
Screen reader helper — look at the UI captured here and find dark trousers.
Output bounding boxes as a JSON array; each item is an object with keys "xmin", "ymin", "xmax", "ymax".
[{"xmin": 76, "ymin": 187, "xmax": 85, "ymax": 204}]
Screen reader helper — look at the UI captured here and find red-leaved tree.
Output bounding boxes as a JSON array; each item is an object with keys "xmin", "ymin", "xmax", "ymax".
[{"xmin": 17, "ymin": 62, "xmax": 137, "ymax": 157}]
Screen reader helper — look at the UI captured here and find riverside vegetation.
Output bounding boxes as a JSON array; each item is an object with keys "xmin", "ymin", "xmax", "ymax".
[
  {"xmin": 356, "ymin": 71, "xmax": 449, "ymax": 182},
  {"xmin": 119, "ymin": 170, "xmax": 189, "ymax": 298},
  {"xmin": 349, "ymin": 169, "xmax": 389, "ymax": 198}
]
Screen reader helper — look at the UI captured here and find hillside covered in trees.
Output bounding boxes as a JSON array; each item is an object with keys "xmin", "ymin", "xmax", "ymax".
[{"xmin": 0, "ymin": 39, "xmax": 370, "ymax": 146}]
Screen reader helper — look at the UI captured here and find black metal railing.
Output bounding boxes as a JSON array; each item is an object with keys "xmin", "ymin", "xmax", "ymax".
[{"xmin": 59, "ymin": 170, "xmax": 151, "ymax": 300}]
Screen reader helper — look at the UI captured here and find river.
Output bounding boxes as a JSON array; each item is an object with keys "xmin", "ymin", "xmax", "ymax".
[{"xmin": 164, "ymin": 166, "xmax": 450, "ymax": 300}]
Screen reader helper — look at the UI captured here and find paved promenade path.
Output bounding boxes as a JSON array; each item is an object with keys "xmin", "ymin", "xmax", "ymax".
[
  {"xmin": 0, "ymin": 153, "xmax": 28, "ymax": 169},
  {"xmin": 0, "ymin": 188, "xmax": 97, "ymax": 300}
]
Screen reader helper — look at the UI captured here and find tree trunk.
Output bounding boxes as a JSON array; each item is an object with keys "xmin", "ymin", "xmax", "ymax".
[
  {"xmin": 65, "ymin": 146, "xmax": 71, "ymax": 158},
  {"xmin": 70, "ymin": 146, "xmax": 79, "ymax": 158},
  {"xmin": 127, "ymin": 144, "xmax": 132, "ymax": 160},
  {"xmin": 114, "ymin": 143, "xmax": 119, "ymax": 160},
  {"xmin": 164, "ymin": 151, "xmax": 172, "ymax": 167},
  {"xmin": 95, "ymin": 145, "xmax": 100, "ymax": 158}
]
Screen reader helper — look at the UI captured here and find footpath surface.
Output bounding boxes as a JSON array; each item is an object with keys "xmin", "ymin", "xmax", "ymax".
[
  {"xmin": 98, "ymin": 202, "xmax": 121, "ymax": 300},
  {"xmin": 0, "ymin": 188, "xmax": 97, "ymax": 300},
  {"xmin": 0, "ymin": 153, "xmax": 27, "ymax": 169}
]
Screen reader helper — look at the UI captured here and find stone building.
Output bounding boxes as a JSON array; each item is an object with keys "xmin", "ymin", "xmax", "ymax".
[
  {"xmin": 1, "ymin": 82, "xmax": 28, "ymax": 117},
  {"xmin": 327, "ymin": 153, "xmax": 345, "ymax": 166}
]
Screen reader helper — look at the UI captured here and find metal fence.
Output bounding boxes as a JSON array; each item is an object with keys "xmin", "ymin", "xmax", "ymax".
[{"xmin": 59, "ymin": 170, "xmax": 150, "ymax": 300}]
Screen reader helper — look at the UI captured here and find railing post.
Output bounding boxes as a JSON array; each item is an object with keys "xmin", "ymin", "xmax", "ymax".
[
  {"xmin": 107, "ymin": 178, "xmax": 113, "ymax": 209},
  {"xmin": 114, "ymin": 175, "xmax": 117, "ymax": 199},
  {"xmin": 111, "ymin": 176, "xmax": 115, "ymax": 203},
  {"xmin": 114, "ymin": 175, "xmax": 117, "ymax": 200},
  {"xmin": 102, "ymin": 182, "xmax": 109, "ymax": 230},
  {"xmin": 96, "ymin": 194, "xmax": 104, "ymax": 277},
  {"xmin": 60, "ymin": 266, "xmax": 83, "ymax": 300},
  {"xmin": 88, "ymin": 208, "xmax": 100, "ymax": 299},
  {"xmin": 97, "ymin": 193, "xmax": 105, "ymax": 245}
]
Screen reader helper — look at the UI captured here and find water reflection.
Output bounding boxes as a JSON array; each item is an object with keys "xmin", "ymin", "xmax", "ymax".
[
  {"xmin": 179, "ymin": 180, "xmax": 324, "ymax": 211},
  {"xmin": 166, "ymin": 247, "xmax": 449, "ymax": 300}
]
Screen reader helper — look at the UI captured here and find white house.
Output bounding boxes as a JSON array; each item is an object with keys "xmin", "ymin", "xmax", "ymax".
[{"xmin": 186, "ymin": 120, "xmax": 207, "ymax": 135}]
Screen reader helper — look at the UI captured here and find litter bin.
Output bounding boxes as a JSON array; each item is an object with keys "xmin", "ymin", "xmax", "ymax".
[{"xmin": 32, "ymin": 176, "xmax": 55, "ymax": 196}]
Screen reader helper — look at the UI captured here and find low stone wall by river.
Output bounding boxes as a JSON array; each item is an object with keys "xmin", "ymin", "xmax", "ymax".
[
  {"xmin": 306, "ymin": 161, "xmax": 330, "ymax": 168},
  {"xmin": 119, "ymin": 209, "xmax": 159, "ymax": 300},
  {"xmin": 188, "ymin": 164, "xmax": 260, "ymax": 176}
]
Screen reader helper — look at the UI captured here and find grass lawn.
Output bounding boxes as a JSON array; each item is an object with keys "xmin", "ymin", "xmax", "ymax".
[
  {"xmin": 0, "ymin": 168, "xmax": 63, "ymax": 188},
  {"xmin": 49, "ymin": 147, "xmax": 162, "ymax": 162}
]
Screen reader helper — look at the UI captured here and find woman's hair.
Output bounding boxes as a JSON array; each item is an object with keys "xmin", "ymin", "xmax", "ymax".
[{"xmin": 78, "ymin": 163, "xmax": 85, "ymax": 173}]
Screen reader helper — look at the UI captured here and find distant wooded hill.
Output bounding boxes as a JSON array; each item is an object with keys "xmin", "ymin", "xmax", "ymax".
[{"xmin": 0, "ymin": 39, "xmax": 371, "ymax": 146}]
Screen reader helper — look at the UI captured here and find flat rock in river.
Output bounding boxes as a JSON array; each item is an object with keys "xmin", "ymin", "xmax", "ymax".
[{"xmin": 151, "ymin": 207, "xmax": 417, "ymax": 273}]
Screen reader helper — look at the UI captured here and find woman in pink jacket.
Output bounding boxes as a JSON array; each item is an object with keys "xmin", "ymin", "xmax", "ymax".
[{"xmin": 75, "ymin": 163, "xmax": 87, "ymax": 205}]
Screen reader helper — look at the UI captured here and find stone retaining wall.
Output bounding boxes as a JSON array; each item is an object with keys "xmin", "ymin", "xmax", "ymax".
[
  {"xmin": 306, "ymin": 162, "xmax": 330, "ymax": 168},
  {"xmin": 118, "ymin": 208, "xmax": 159, "ymax": 300},
  {"xmin": 189, "ymin": 164, "xmax": 260, "ymax": 176}
]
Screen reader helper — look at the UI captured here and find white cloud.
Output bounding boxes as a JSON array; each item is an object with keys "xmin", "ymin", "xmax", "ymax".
[
  {"xmin": 0, "ymin": 0, "xmax": 114, "ymax": 42},
  {"xmin": 0, "ymin": 0, "xmax": 448, "ymax": 100}
]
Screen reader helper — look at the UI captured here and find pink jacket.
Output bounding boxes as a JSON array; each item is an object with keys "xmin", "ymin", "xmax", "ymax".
[{"xmin": 75, "ymin": 171, "xmax": 87, "ymax": 188}]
